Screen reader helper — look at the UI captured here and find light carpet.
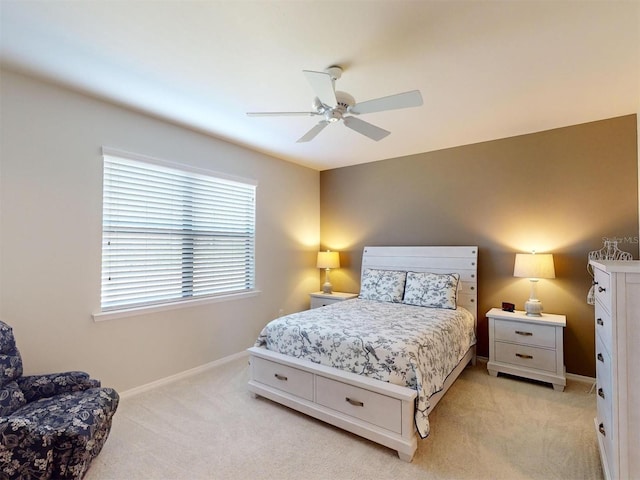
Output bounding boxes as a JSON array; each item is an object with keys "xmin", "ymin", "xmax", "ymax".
[{"xmin": 84, "ymin": 356, "xmax": 602, "ymax": 480}]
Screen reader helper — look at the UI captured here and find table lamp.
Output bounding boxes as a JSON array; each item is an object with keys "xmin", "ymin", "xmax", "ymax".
[
  {"xmin": 317, "ymin": 250, "xmax": 340, "ymax": 294},
  {"xmin": 513, "ymin": 252, "xmax": 555, "ymax": 316}
]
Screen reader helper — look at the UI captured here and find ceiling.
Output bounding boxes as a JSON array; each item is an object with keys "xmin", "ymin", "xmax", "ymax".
[{"xmin": 1, "ymin": 1, "xmax": 638, "ymax": 171}]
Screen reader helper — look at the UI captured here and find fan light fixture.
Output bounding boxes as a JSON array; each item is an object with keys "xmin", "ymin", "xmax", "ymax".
[
  {"xmin": 317, "ymin": 250, "xmax": 340, "ymax": 294},
  {"xmin": 513, "ymin": 252, "xmax": 556, "ymax": 316},
  {"xmin": 247, "ymin": 66, "xmax": 423, "ymax": 143}
]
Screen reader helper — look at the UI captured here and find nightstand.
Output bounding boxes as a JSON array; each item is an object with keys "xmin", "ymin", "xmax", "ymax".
[
  {"xmin": 486, "ymin": 308, "xmax": 566, "ymax": 391},
  {"xmin": 309, "ymin": 291, "xmax": 358, "ymax": 309}
]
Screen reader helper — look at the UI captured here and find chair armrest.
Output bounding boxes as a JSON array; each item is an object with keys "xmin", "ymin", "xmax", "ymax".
[{"xmin": 16, "ymin": 372, "xmax": 101, "ymax": 402}]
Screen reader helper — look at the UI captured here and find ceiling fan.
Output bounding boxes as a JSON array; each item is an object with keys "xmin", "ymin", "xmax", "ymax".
[{"xmin": 246, "ymin": 66, "xmax": 423, "ymax": 143}]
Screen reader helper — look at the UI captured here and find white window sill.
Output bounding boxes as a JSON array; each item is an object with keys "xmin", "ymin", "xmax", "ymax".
[{"xmin": 92, "ymin": 289, "xmax": 261, "ymax": 322}]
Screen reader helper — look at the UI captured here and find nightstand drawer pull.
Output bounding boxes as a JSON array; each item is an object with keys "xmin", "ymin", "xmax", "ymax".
[
  {"xmin": 598, "ymin": 423, "xmax": 606, "ymax": 436},
  {"xmin": 598, "ymin": 286, "xmax": 606, "ymax": 293},
  {"xmin": 597, "ymin": 353, "xmax": 604, "ymax": 363},
  {"xmin": 274, "ymin": 373, "xmax": 288, "ymax": 381},
  {"xmin": 598, "ymin": 388, "xmax": 605, "ymax": 399},
  {"xmin": 515, "ymin": 353, "xmax": 533, "ymax": 359},
  {"xmin": 345, "ymin": 397, "xmax": 364, "ymax": 407},
  {"xmin": 596, "ymin": 318, "xmax": 604, "ymax": 326},
  {"xmin": 515, "ymin": 330, "xmax": 533, "ymax": 336}
]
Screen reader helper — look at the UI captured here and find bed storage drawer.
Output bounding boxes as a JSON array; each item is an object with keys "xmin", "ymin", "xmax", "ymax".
[
  {"xmin": 315, "ymin": 376, "xmax": 402, "ymax": 434},
  {"xmin": 494, "ymin": 341, "xmax": 556, "ymax": 372},
  {"xmin": 252, "ymin": 357, "xmax": 314, "ymax": 401}
]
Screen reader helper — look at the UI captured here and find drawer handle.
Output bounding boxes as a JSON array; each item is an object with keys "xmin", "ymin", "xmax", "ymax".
[
  {"xmin": 598, "ymin": 388, "xmax": 605, "ymax": 399},
  {"xmin": 273, "ymin": 373, "xmax": 288, "ymax": 381},
  {"xmin": 597, "ymin": 353, "xmax": 604, "ymax": 363},
  {"xmin": 596, "ymin": 318, "xmax": 604, "ymax": 326},
  {"xmin": 598, "ymin": 286, "xmax": 606, "ymax": 293},
  {"xmin": 598, "ymin": 423, "xmax": 606, "ymax": 436},
  {"xmin": 345, "ymin": 397, "xmax": 364, "ymax": 407},
  {"xmin": 515, "ymin": 353, "xmax": 533, "ymax": 359},
  {"xmin": 515, "ymin": 331, "xmax": 533, "ymax": 336}
]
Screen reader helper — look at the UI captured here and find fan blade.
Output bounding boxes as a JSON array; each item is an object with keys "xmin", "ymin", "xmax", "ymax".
[
  {"xmin": 303, "ymin": 70, "xmax": 337, "ymax": 107},
  {"xmin": 343, "ymin": 116, "xmax": 390, "ymax": 141},
  {"xmin": 296, "ymin": 121, "xmax": 329, "ymax": 143},
  {"xmin": 349, "ymin": 90, "xmax": 423, "ymax": 115},
  {"xmin": 247, "ymin": 111, "xmax": 318, "ymax": 117}
]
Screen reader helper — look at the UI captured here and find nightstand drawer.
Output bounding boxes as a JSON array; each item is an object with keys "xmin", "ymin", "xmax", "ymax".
[
  {"xmin": 252, "ymin": 357, "xmax": 314, "ymax": 401},
  {"xmin": 309, "ymin": 292, "xmax": 358, "ymax": 309},
  {"xmin": 316, "ymin": 376, "xmax": 402, "ymax": 433},
  {"xmin": 494, "ymin": 341, "xmax": 557, "ymax": 372},
  {"xmin": 310, "ymin": 297, "xmax": 339, "ymax": 309},
  {"xmin": 494, "ymin": 319, "xmax": 556, "ymax": 348}
]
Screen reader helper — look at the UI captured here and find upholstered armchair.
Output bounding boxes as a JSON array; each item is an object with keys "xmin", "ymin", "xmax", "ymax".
[{"xmin": 0, "ymin": 320, "xmax": 119, "ymax": 479}]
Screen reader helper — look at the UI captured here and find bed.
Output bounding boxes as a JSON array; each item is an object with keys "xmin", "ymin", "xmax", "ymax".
[{"xmin": 247, "ymin": 246, "xmax": 478, "ymax": 461}]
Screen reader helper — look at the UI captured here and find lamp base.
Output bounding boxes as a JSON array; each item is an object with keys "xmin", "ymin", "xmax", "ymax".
[
  {"xmin": 524, "ymin": 299, "xmax": 543, "ymax": 316},
  {"xmin": 322, "ymin": 282, "xmax": 333, "ymax": 294}
]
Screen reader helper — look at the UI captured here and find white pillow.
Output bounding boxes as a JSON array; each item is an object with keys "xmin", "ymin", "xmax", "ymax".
[
  {"xmin": 359, "ymin": 269, "xmax": 407, "ymax": 303},
  {"xmin": 402, "ymin": 272, "xmax": 460, "ymax": 309}
]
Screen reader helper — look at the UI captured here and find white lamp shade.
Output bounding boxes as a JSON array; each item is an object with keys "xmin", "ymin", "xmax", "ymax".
[
  {"xmin": 513, "ymin": 253, "xmax": 555, "ymax": 279},
  {"xmin": 317, "ymin": 251, "xmax": 340, "ymax": 269}
]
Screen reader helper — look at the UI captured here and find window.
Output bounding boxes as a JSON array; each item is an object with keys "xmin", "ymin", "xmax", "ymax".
[{"xmin": 100, "ymin": 149, "xmax": 256, "ymax": 312}]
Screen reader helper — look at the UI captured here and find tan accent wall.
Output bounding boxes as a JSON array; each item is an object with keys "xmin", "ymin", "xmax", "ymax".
[{"xmin": 320, "ymin": 115, "xmax": 638, "ymax": 377}]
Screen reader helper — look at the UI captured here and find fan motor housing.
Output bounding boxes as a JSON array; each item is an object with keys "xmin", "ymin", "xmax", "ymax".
[{"xmin": 335, "ymin": 91, "xmax": 355, "ymax": 111}]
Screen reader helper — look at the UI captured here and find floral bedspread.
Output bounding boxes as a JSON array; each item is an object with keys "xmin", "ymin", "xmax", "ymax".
[{"xmin": 255, "ymin": 298, "xmax": 476, "ymax": 438}]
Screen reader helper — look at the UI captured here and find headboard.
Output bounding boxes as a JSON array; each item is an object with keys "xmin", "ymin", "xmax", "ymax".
[{"xmin": 361, "ymin": 246, "xmax": 478, "ymax": 322}]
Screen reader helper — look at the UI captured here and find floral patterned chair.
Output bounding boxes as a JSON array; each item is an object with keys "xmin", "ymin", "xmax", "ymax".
[{"xmin": 0, "ymin": 320, "xmax": 119, "ymax": 479}]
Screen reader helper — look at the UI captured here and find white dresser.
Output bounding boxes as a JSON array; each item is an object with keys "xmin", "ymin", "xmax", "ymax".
[{"xmin": 590, "ymin": 260, "xmax": 640, "ymax": 480}]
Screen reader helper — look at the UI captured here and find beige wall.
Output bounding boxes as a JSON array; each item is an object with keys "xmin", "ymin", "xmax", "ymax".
[
  {"xmin": 0, "ymin": 69, "xmax": 320, "ymax": 392},
  {"xmin": 320, "ymin": 115, "xmax": 638, "ymax": 377}
]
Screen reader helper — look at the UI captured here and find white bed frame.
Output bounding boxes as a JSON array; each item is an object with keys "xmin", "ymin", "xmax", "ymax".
[{"xmin": 248, "ymin": 246, "xmax": 478, "ymax": 461}]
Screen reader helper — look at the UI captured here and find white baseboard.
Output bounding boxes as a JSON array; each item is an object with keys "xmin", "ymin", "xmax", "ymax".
[
  {"xmin": 118, "ymin": 350, "xmax": 595, "ymax": 399},
  {"xmin": 566, "ymin": 372, "xmax": 596, "ymax": 385},
  {"xmin": 120, "ymin": 350, "xmax": 249, "ymax": 399}
]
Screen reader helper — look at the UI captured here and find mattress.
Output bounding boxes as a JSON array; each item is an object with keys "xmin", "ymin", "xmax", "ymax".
[{"xmin": 255, "ymin": 298, "xmax": 476, "ymax": 438}]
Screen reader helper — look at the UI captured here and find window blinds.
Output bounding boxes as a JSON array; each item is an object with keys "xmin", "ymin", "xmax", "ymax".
[{"xmin": 101, "ymin": 153, "xmax": 256, "ymax": 311}]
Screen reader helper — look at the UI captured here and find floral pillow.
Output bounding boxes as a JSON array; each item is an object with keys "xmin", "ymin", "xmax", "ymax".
[
  {"xmin": 359, "ymin": 269, "xmax": 407, "ymax": 303},
  {"xmin": 402, "ymin": 272, "xmax": 460, "ymax": 309}
]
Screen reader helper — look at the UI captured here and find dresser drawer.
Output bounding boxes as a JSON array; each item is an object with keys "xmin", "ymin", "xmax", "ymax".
[
  {"xmin": 494, "ymin": 342, "xmax": 557, "ymax": 372},
  {"xmin": 316, "ymin": 376, "xmax": 402, "ymax": 433},
  {"xmin": 596, "ymin": 334, "xmax": 613, "ymax": 424},
  {"xmin": 595, "ymin": 330, "xmax": 612, "ymax": 384},
  {"xmin": 594, "ymin": 268, "xmax": 611, "ymax": 311},
  {"xmin": 597, "ymin": 392, "xmax": 613, "ymax": 456},
  {"xmin": 594, "ymin": 301, "xmax": 612, "ymax": 353},
  {"xmin": 494, "ymin": 319, "xmax": 556, "ymax": 348},
  {"xmin": 596, "ymin": 412, "xmax": 615, "ymax": 480},
  {"xmin": 252, "ymin": 357, "xmax": 314, "ymax": 401}
]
